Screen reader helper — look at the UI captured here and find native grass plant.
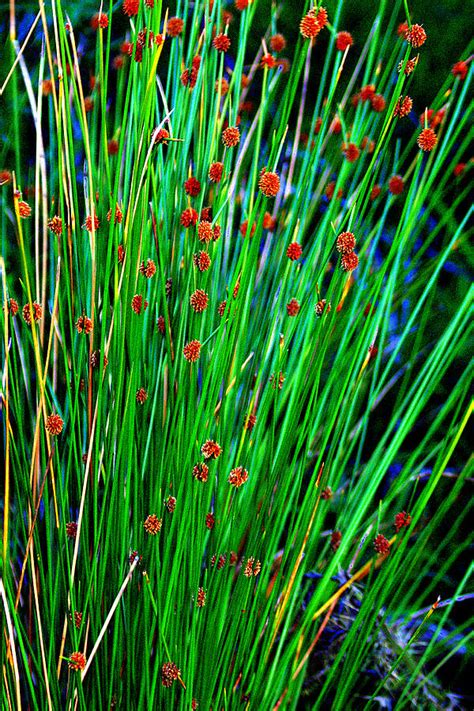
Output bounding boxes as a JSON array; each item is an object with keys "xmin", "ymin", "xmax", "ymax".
[{"xmin": 1, "ymin": 0, "xmax": 473, "ymax": 708}]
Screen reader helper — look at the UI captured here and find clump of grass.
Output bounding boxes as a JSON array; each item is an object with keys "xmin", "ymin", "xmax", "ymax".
[{"xmin": 1, "ymin": 1, "xmax": 473, "ymax": 708}]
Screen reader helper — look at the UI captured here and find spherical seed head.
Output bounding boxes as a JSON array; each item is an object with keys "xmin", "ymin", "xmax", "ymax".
[
  {"xmin": 75, "ymin": 315, "xmax": 93, "ymax": 334},
  {"xmin": 190, "ymin": 289, "xmax": 209, "ymax": 313},
  {"xmin": 336, "ymin": 231, "xmax": 356, "ymax": 254},
  {"xmin": 184, "ymin": 176, "xmax": 201, "ymax": 197},
  {"xmin": 344, "ymin": 142, "xmax": 360, "ymax": 163},
  {"xmin": 167, "ymin": 17, "xmax": 184, "ymax": 37},
  {"xmin": 91, "ymin": 12, "xmax": 108, "ymax": 29},
  {"xmin": 0, "ymin": 170, "xmax": 12, "ymax": 185},
  {"xmin": 452, "ymin": 60, "xmax": 468, "ymax": 80},
  {"xmin": 228, "ymin": 466, "xmax": 248, "ymax": 488},
  {"xmin": 144, "ymin": 514, "xmax": 162, "ymax": 534},
  {"xmin": 331, "ymin": 530, "xmax": 342, "ymax": 551},
  {"xmin": 212, "ymin": 224, "xmax": 221, "ymax": 241},
  {"xmin": 325, "ymin": 182, "xmax": 343, "ymax": 200},
  {"xmin": 405, "ymin": 23, "xmax": 426, "ymax": 48},
  {"xmin": 209, "ymin": 162, "xmax": 224, "ymax": 183},
  {"xmin": 123, "ymin": 0, "xmax": 139, "ymax": 16},
  {"xmin": 84, "ymin": 214, "xmax": 100, "ymax": 232},
  {"xmin": 66, "ymin": 521, "xmax": 78, "ymax": 538},
  {"xmin": 261, "ymin": 53, "xmax": 277, "ymax": 69},
  {"xmin": 213, "ymin": 33, "xmax": 231, "ymax": 52},
  {"xmin": 398, "ymin": 57, "xmax": 418, "ymax": 76},
  {"xmin": 6, "ymin": 298, "xmax": 19, "ymax": 316},
  {"xmin": 222, "ymin": 126, "xmax": 240, "ymax": 148},
  {"xmin": 68, "ymin": 651, "xmax": 86, "ymax": 671},
  {"xmin": 197, "ymin": 220, "xmax": 213, "ymax": 244},
  {"xmin": 270, "ymin": 33, "xmax": 286, "ymax": 52},
  {"xmin": 48, "ymin": 215, "xmax": 63, "ymax": 235},
  {"xmin": 417, "ymin": 127, "xmax": 437, "ymax": 152},
  {"xmin": 46, "ymin": 413, "xmax": 64, "ymax": 435},
  {"xmin": 181, "ymin": 207, "xmax": 199, "ymax": 227},
  {"xmin": 321, "ymin": 486, "xmax": 333, "ymax": 500},
  {"xmin": 263, "ymin": 212, "xmax": 277, "ymax": 231},
  {"xmin": 330, "ymin": 116, "xmax": 342, "ymax": 134},
  {"xmin": 193, "ymin": 462, "xmax": 209, "ymax": 482},
  {"xmin": 286, "ymin": 242, "xmax": 302, "ymax": 261},
  {"xmin": 201, "ymin": 439, "xmax": 222, "ymax": 459},
  {"xmin": 336, "ymin": 31, "xmax": 353, "ymax": 51},
  {"xmin": 139, "ymin": 258, "xmax": 156, "ymax": 278},
  {"xmin": 165, "ymin": 495, "xmax": 176, "ymax": 513},
  {"xmin": 161, "ymin": 662, "xmax": 180, "ymax": 687},
  {"xmin": 394, "ymin": 511, "xmax": 412, "ymax": 532},
  {"xmin": 258, "ymin": 170, "xmax": 280, "ymax": 197},
  {"xmin": 397, "ymin": 21, "xmax": 409, "ymax": 36},
  {"xmin": 217, "ymin": 300, "xmax": 227, "ymax": 317},
  {"xmin": 184, "ymin": 340, "xmax": 202, "ymax": 362},
  {"xmin": 196, "ymin": 587, "xmax": 207, "ymax": 607},
  {"xmin": 239, "ymin": 220, "xmax": 256, "ymax": 238},
  {"xmin": 136, "ymin": 387, "xmax": 148, "ymax": 404},
  {"xmin": 154, "ymin": 128, "xmax": 169, "ymax": 145},
  {"xmin": 374, "ymin": 534, "xmax": 390, "ymax": 555},
  {"xmin": 370, "ymin": 184, "xmax": 381, "ymax": 200},
  {"xmin": 193, "ymin": 251, "xmax": 211, "ymax": 271},
  {"xmin": 370, "ymin": 93, "xmax": 386, "ymax": 112},
  {"xmin": 300, "ymin": 13, "xmax": 321, "ymax": 39},
  {"xmin": 205, "ymin": 513, "xmax": 215, "ymax": 530},
  {"xmin": 131, "ymin": 294, "xmax": 148, "ymax": 314},
  {"xmin": 234, "ymin": 0, "xmax": 249, "ymax": 9},
  {"xmin": 244, "ymin": 413, "xmax": 256, "ymax": 431},
  {"xmin": 316, "ymin": 6, "xmax": 328, "ymax": 27},
  {"xmin": 216, "ymin": 77, "xmax": 229, "ymax": 95},
  {"xmin": 286, "ymin": 298, "xmax": 300, "ymax": 316},
  {"xmin": 22, "ymin": 302, "xmax": 42, "ymax": 324},
  {"xmin": 18, "ymin": 200, "xmax": 32, "ymax": 218},
  {"xmin": 388, "ymin": 174, "xmax": 404, "ymax": 195},
  {"xmin": 360, "ymin": 84, "xmax": 375, "ymax": 102},
  {"xmin": 394, "ymin": 95, "xmax": 413, "ymax": 118},
  {"xmin": 341, "ymin": 251, "xmax": 359, "ymax": 272},
  {"xmin": 315, "ymin": 299, "xmax": 331, "ymax": 316}
]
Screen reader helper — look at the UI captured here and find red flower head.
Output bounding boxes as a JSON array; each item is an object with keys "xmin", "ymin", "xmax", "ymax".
[
  {"xmin": 394, "ymin": 511, "xmax": 412, "ymax": 532},
  {"xmin": 331, "ymin": 530, "xmax": 342, "ymax": 551},
  {"xmin": 228, "ymin": 466, "xmax": 248, "ymax": 488},
  {"xmin": 397, "ymin": 21, "xmax": 409, "ymax": 37},
  {"xmin": 46, "ymin": 413, "xmax": 64, "ymax": 435},
  {"xmin": 263, "ymin": 211, "xmax": 277, "ymax": 230},
  {"xmin": 286, "ymin": 242, "xmax": 302, "ymax": 261},
  {"xmin": 197, "ymin": 220, "xmax": 213, "ymax": 244},
  {"xmin": 258, "ymin": 169, "xmax": 280, "ymax": 197},
  {"xmin": 66, "ymin": 521, "xmax": 78, "ymax": 538},
  {"xmin": 240, "ymin": 220, "xmax": 256, "ymax": 238},
  {"xmin": 0, "ymin": 170, "xmax": 12, "ymax": 185},
  {"xmin": 122, "ymin": 0, "xmax": 139, "ymax": 17},
  {"xmin": 165, "ymin": 495, "xmax": 176, "ymax": 513},
  {"xmin": 76, "ymin": 315, "xmax": 93, "ymax": 334},
  {"xmin": 193, "ymin": 251, "xmax": 212, "ymax": 271},
  {"xmin": 197, "ymin": 586, "xmax": 207, "ymax": 606},
  {"xmin": 343, "ymin": 142, "xmax": 360, "ymax": 163},
  {"xmin": 398, "ymin": 57, "xmax": 418, "ymax": 76},
  {"xmin": 139, "ymin": 258, "xmax": 156, "ymax": 278},
  {"xmin": 405, "ymin": 24, "xmax": 427, "ymax": 48},
  {"xmin": 193, "ymin": 462, "xmax": 209, "ymax": 482},
  {"xmin": 452, "ymin": 60, "xmax": 468, "ymax": 81},
  {"xmin": 336, "ymin": 231, "xmax": 356, "ymax": 254},
  {"xmin": 341, "ymin": 251, "xmax": 359, "ymax": 272},
  {"xmin": 374, "ymin": 534, "xmax": 390, "ymax": 556},
  {"xmin": 394, "ymin": 95, "xmax": 413, "ymax": 118},
  {"xmin": 48, "ymin": 215, "xmax": 63, "ymax": 235},
  {"xmin": 183, "ymin": 340, "xmax": 202, "ymax": 362},
  {"xmin": 131, "ymin": 295, "xmax": 148, "ymax": 314},
  {"xmin": 300, "ymin": 12, "xmax": 321, "ymax": 39},
  {"xmin": 286, "ymin": 298, "xmax": 300, "ymax": 316},
  {"xmin": 136, "ymin": 387, "xmax": 148, "ymax": 404},
  {"xmin": 190, "ymin": 289, "xmax": 209, "ymax": 313},
  {"xmin": 161, "ymin": 662, "xmax": 180, "ymax": 687},
  {"xmin": 201, "ymin": 439, "xmax": 222, "ymax": 459},
  {"xmin": 417, "ymin": 127, "xmax": 437, "ymax": 152},
  {"xmin": 213, "ymin": 33, "xmax": 231, "ymax": 52},
  {"xmin": 18, "ymin": 200, "xmax": 32, "ymax": 218},
  {"xmin": 167, "ymin": 17, "xmax": 184, "ymax": 37},
  {"xmin": 330, "ymin": 116, "xmax": 342, "ymax": 134},
  {"xmin": 153, "ymin": 128, "xmax": 169, "ymax": 145},
  {"xmin": 388, "ymin": 174, "xmax": 404, "ymax": 195},
  {"xmin": 222, "ymin": 126, "xmax": 240, "ymax": 148},
  {"xmin": 5, "ymin": 298, "xmax": 19, "ymax": 316},
  {"xmin": 209, "ymin": 162, "xmax": 224, "ymax": 183},
  {"xmin": 84, "ymin": 214, "xmax": 100, "ymax": 232},
  {"xmin": 261, "ymin": 53, "xmax": 277, "ymax": 69},
  {"xmin": 370, "ymin": 93, "xmax": 386, "ymax": 112},
  {"xmin": 234, "ymin": 0, "xmax": 249, "ymax": 9},
  {"xmin": 144, "ymin": 514, "xmax": 162, "ymax": 534},
  {"xmin": 360, "ymin": 84, "xmax": 376, "ymax": 102},
  {"xmin": 315, "ymin": 299, "xmax": 331, "ymax": 316},
  {"xmin": 370, "ymin": 184, "xmax": 381, "ymax": 200},
  {"xmin": 184, "ymin": 176, "xmax": 201, "ymax": 197},
  {"xmin": 68, "ymin": 651, "xmax": 86, "ymax": 671},
  {"xmin": 336, "ymin": 31, "xmax": 353, "ymax": 51},
  {"xmin": 91, "ymin": 12, "xmax": 108, "ymax": 29},
  {"xmin": 22, "ymin": 302, "xmax": 42, "ymax": 324},
  {"xmin": 181, "ymin": 207, "xmax": 199, "ymax": 227},
  {"xmin": 270, "ymin": 33, "xmax": 286, "ymax": 52}
]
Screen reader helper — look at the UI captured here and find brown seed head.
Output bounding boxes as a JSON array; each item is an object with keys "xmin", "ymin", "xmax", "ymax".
[
  {"xmin": 370, "ymin": 93, "xmax": 386, "ymax": 112},
  {"xmin": 270, "ymin": 33, "xmax": 286, "ymax": 52},
  {"xmin": 331, "ymin": 530, "xmax": 342, "ymax": 551},
  {"xmin": 228, "ymin": 466, "xmax": 248, "ymax": 488},
  {"xmin": 18, "ymin": 200, "xmax": 32, "ymax": 218},
  {"xmin": 336, "ymin": 231, "xmax": 356, "ymax": 254},
  {"xmin": 167, "ymin": 17, "xmax": 184, "ymax": 37},
  {"xmin": 184, "ymin": 176, "xmax": 201, "ymax": 197},
  {"xmin": 336, "ymin": 31, "xmax": 353, "ymax": 51},
  {"xmin": 193, "ymin": 462, "xmax": 209, "ymax": 482},
  {"xmin": 193, "ymin": 251, "xmax": 211, "ymax": 271},
  {"xmin": 196, "ymin": 587, "xmax": 207, "ymax": 607},
  {"xmin": 46, "ymin": 413, "xmax": 64, "ymax": 435},
  {"xmin": 122, "ymin": 0, "xmax": 139, "ymax": 16},
  {"xmin": 388, "ymin": 174, "xmax": 404, "ymax": 195},
  {"xmin": 405, "ymin": 24, "xmax": 426, "ymax": 48},
  {"xmin": 286, "ymin": 298, "xmax": 300, "ymax": 316},
  {"xmin": 161, "ymin": 662, "xmax": 180, "ymax": 687},
  {"xmin": 190, "ymin": 289, "xmax": 209, "ymax": 313},
  {"xmin": 201, "ymin": 439, "xmax": 222, "ymax": 459},
  {"xmin": 184, "ymin": 340, "xmax": 202, "ymax": 362},
  {"xmin": 165, "ymin": 496, "xmax": 176, "ymax": 513},
  {"xmin": 213, "ymin": 33, "xmax": 231, "ymax": 52},
  {"xmin": 136, "ymin": 387, "xmax": 148, "ymax": 404},
  {"xmin": 417, "ymin": 127, "xmax": 437, "ymax": 152},
  {"xmin": 48, "ymin": 215, "xmax": 63, "ymax": 235},
  {"xmin": 197, "ymin": 220, "xmax": 213, "ymax": 244},
  {"xmin": 144, "ymin": 514, "xmax": 162, "ymax": 535},
  {"xmin": 131, "ymin": 294, "xmax": 148, "ymax": 314},
  {"xmin": 286, "ymin": 242, "xmax": 302, "ymax": 261},
  {"xmin": 66, "ymin": 521, "xmax": 78, "ymax": 539},
  {"xmin": 22, "ymin": 302, "xmax": 42, "ymax": 324},
  {"xmin": 68, "ymin": 651, "xmax": 86, "ymax": 671},
  {"xmin": 181, "ymin": 207, "xmax": 199, "ymax": 227},
  {"xmin": 394, "ymin": 95, "xmax": 413, "ymax": 118},
  {"xmin": 374, "ymin": 534, "xmax": 390, "ymax": 555},
  {"xmin": 209, "ymin": 162, "xmax": 224, "ymax": 183},
  {"xmin": 341, "ymin": 251, "xmax": 359, "ymax": 272},
  {"xmin": 258, "ymin": 170, "xmax": 280, "ymax": 197},
  {"xmin": 76, "ymin": 315, "xmax": 93, "ymax": 334},
  {"xmin": 222, "ymin": 126, "xmax": 240, "ymax": 148}
]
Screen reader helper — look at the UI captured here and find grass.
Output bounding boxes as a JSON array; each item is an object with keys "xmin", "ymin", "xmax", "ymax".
[{"xmin": 1, "ymin": 0, "xmax": 473, "ymax": 708}]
